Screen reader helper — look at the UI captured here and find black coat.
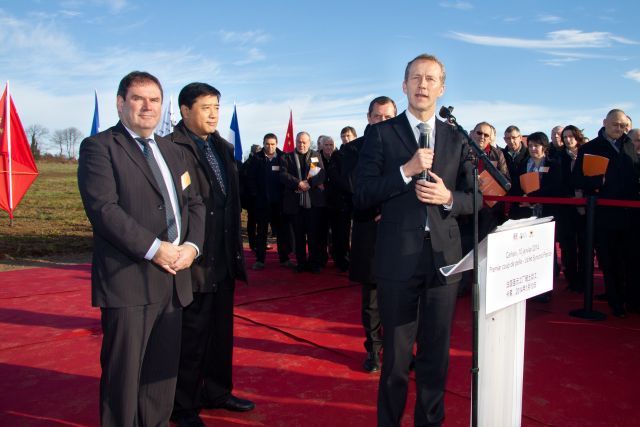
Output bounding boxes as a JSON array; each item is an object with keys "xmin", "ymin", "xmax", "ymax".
[
  {"xmin": 170, "ymin": 120, "xmax": 247, "ymax": 289},
  {"xmin": 280, "ymin": 149, "xmax": 326, "ymax": 215},
  {"xmin": 246, "ymin": 148, "xmax": 285, "ymax": 209}
]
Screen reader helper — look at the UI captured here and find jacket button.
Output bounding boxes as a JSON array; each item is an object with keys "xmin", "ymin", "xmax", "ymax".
[
  {"xmin": 210, "ymin": 211, "xmax": 214, "ymax": 216},
  {"xmin": 157, "ymin": 204, "xmax": 164, "ymax": 210}
]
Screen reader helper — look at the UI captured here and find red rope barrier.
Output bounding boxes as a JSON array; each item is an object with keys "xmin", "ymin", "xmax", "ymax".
[{"xmin": 483, "ymin": 194, "xmax": 640, "ymax": 209}]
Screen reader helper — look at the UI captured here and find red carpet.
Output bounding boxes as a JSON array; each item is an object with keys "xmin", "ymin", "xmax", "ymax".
[{"xmin": 1, "ymin": 250, "xmax": 639, "ymax": 426}]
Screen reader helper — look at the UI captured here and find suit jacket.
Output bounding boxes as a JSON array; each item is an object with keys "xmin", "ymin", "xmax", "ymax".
[
  {"xmin": 573, "ymin": 128, "xmax": 640, "ymax": 230},
  {"xmin": 280, "ymin": 149, "xmax": 326, "ymax": 215},
  {"xmin": 246, "ymin": 148, "xmax": 285, "ymax": 209},
  {"xmin": 354, "ymin": 112, "xmax": 480, "ymax": 284},
  {"xmin": 77, "ymin": 121, "xmax": 205, "ymax": 308},
  {"xmin": 502, "ymin": 144, "xmax": 529, "ymax": 181},
  {"xmin": 170, "ymin": 121, "xmax": 247, "ymax": 290}
]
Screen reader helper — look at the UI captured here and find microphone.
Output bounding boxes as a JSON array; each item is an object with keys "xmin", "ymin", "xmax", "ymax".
[
  {"xmin": 418, "ymin": 124, "xmax": 431, "ymax": 181},
  {"xmin": 439, "ymin": 106, "xmax": 455, "ymax": 123}
]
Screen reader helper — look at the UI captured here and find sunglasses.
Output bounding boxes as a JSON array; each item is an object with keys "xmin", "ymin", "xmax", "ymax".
[{"xmin": 475, "ymin": 131, "xmax": 491, "ymax": 139}]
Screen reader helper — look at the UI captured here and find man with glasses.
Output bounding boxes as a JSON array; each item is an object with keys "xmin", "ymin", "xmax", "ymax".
[{"xmin": 502, "ymin": 125, "xmax": 529, "ymax": 180}]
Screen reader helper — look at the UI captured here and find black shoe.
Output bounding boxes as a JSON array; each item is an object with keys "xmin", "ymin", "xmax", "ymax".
[
  {"xmin": 595, "ymin": 293, "xmax": 607, "ymax": 301},
  {"xmin": 310, "ymin": 266, "xmax": 322, "ymax": 274},
  {"xmin": 363, "ymin": 352, "xmax": 380, "ymax": 373},
  {"xmin": 294, "ymin": 264, "xmax": 307, "ymax": 273},
  {"xmin": 205, "ymin": 395, "xmax": 255, "ymax": 412},
  {"xmin": 612, "ymin": 306, "xmax": 626, "ymax": 318},
  {"xmin": 171, "ymin": 412, "xmax": 205, "ymax": 427}
]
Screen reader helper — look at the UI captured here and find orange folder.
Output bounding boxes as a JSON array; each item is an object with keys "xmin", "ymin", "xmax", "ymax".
[
  {"xmin": 519, "ymin": 172, "xmax": 540, "ymax": 194},
  {"xmin": 582, "ymin": 154, "xmax": 609, "ymax": 177},
  {"xmin": 478, "ymin": 170, "xmax": 507, "ymax": 207}
]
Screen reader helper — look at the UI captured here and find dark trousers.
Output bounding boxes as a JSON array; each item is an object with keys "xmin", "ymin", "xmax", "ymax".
[
  {"xmin": 329, "ymin": 208, "xmax": 351, "ymax": 269},
  {"xmin": 595, "ymin": 227, "xmax": 633, "ymax": 312},
  {"xmin": 246, "ymin": 208, "xmax": 257, "ymax": 250},
  {"xmin": 557, "ymin": 210, "xmax": 586, "ymax": 291},
  {"xmin": 255, "ymin": 202, "xmax": 289, "ymax": 264},
  {"xmin": 292, "ymin": 207, "xmax": 322, "ymax": 268},
  {"xmin": 377, "ymin": 240, "xmax": 458, "ymax": 427},
  {"xmin": 361, "ymin": 282, "xmax": 382, "ymax": 354},
  {"xmin": 173, "ymin": 281, "xmax": 235, "ymax": 417},
  {"xmin": 100, "ymin": 288, "xmax": 182, "ymax": 427}
]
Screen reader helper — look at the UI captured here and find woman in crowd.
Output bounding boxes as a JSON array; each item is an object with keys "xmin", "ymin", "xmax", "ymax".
[{"xmin": 557, "ymin": 125, "xmax": 588, "ymax": 292}]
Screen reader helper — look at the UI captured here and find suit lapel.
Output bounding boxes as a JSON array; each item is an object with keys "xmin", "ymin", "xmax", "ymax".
[
  {"xmin": 392, "ymin": 112, "xmax": 419, "ymax": 156},
  {"xmin": 432, "ymin": 119, "xmax": 453, "ymax": 177},
  {"xmin": 112, "ymin": 122, "xmax": 163, "ymax": 196},
  {"xmin": 155, "ymin": 135, "xmax": 183, "ymax": 210}
]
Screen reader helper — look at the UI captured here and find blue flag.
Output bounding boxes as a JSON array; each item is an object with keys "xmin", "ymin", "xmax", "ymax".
[
  {"xmin": 228, "ymin": 105, "xmax": 243, "ymax": 161},
  {"xmin": 90, "ymin": 90, "xmax": 100, "ymax": 136}
]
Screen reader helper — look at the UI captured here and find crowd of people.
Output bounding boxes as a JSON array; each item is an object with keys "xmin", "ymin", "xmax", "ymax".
[{"xmin": 78, "ymin": 53, "xmax": 639, "ymax": 427}]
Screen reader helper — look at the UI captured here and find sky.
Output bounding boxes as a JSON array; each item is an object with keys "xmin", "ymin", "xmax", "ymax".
[{"xmin": 1, "ymin": 0, "xmax": 639, "ymax": 158}]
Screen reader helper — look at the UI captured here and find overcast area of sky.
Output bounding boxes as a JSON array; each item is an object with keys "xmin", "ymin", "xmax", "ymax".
[{"xmin": 1, "ymin": 0, "xmax": 638, "ymax": 157}]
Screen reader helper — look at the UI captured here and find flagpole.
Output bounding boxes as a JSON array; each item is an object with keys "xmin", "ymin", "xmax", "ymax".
[{"xmin": 6, "ymin": 81, "xmax": 13, "ymax": 225}]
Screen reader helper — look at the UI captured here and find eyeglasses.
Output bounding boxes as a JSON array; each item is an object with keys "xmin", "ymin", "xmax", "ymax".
[{"xmin": 475, "ymin": 131, "xmax": 491, "ymax": 139}]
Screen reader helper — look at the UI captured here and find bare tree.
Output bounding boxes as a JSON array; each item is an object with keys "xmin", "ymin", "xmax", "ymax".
[
  {"xmin": 26, "ymin": 124, "xmax": 49, "ymax": 160},
  {"xmin": 51, "ymin": 127, "xmax": 84, "ymax": 159}
]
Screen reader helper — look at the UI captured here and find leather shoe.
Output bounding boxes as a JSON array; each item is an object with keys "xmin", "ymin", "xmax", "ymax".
[
  {"xmin": 206, "ymin": 395, "xmax": 255, "ymax": 412},
  {"xmin": 171, "ymin": 412, "xmax": 205, "ymax": 427},
  {"xmin": 363, "ymin": 351, "xmax": 380, "ymax": 373}
]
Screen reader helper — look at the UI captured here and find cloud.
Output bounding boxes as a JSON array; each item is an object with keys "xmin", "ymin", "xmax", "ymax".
[
  {"xmin": 439, "ymin": 1, "xmax": 473, "ymax": 10},
  {"xmin": 234, "ymin": 47, "xmax": 266, "ymax": 66},
  {"xmin": 449, "ymin": 29, "xmax": 638, "ymax": 49},
  {"xmin": 220, "ymin": 30, "xmax": 270, "ymax": 45},
  {"xmin": 536, "ymin": 14, "xmax": 563, "ymax": 24},
  {"xmin": 624, "ymin": 69, "xmax": 640, "ymax": 83}
]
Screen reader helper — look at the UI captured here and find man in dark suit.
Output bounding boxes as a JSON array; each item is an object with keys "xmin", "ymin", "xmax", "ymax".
[
  {"xmin": 77, "ymin": 71, "xmax": 205, "ymax": 426},
  {"xmin": 502, "ymin": 125, "xmax": 529, "ymax": 180},
  {"xmin": 169, "ymin": 83, "xmax": 252, "ymax": 427},
  {"xmin": 573, "ymin": 109, "xmax": 639, "ymax": 318},
  {"xmin": 330, "ymin": 96, "xmax": 397, "ymax": 373},
  {"xmin": 280, "ymin": 131, "xmax": 326, "ymax": 273},
  {"xmin": 354, "ymin": 54, "xmax": 480, "ymax": 426},
  {"xmin": 246, "ymin": 133, "xmax": 291, "ymax": 269}
]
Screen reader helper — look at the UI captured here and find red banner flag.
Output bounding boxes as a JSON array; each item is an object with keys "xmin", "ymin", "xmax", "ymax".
[
  {"xmin": 282, "ymin": 110, "xmax": 294, "ymax": 153},
  {"xmin": 0, "ymin": 82, "xmax": 39, "ymax": 220}
]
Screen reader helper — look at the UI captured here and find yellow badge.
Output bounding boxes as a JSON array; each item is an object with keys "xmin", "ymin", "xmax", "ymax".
[{"xmin": 181, "ymin": 171, "xmax": 191, "ymax": 190}]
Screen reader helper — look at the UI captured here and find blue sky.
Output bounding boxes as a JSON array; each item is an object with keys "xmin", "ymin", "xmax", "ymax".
[{"xmin": 1, "ymin": 0, "xmax": 638, "ymax": 157}]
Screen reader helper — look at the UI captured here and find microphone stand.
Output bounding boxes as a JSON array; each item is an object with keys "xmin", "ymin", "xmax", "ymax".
[{"xmin": 438, "ymin": 106, "xmax": 511, "ymax": 427}]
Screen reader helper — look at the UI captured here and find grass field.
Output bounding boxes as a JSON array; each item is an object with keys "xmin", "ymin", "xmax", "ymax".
[{"xmin": 0, "ymin": 161, "xmax": 92, "ymax": 258}]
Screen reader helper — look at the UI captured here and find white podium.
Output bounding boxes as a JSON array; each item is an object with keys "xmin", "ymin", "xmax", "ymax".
[{"xmin": 441, "ymin": 217, "xmax": 555, "ymax": 427}]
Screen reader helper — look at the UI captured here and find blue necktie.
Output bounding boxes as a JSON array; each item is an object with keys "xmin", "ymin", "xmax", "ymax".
[
  {"xmin": 201, "ymin": 140, "xmax": 227, "ymax": 196},
  {"xmin": 136, "ymin": 138, "xmax": 178, "ymax": 242}
]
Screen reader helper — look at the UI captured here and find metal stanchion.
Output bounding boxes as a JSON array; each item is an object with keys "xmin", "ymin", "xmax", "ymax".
[{"xmin": 570, "ymin": 195, "xmax": 606, "ymax": 320}]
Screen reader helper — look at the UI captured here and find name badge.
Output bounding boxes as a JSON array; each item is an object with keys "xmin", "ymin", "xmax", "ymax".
[
  {"xmin": 272, "ymin": 165, "xmax": 280, "ymax": 171},
  {"xmin": 311, "ymin": 157, "xmax": 319, "ymax": 163},
  {"xmin": 540, "ymin": 166, "xmax": 550, "ymax": 173},
  {"xmin": 181, "ymin": 171, "xmax": 191, "ymax": 190}
]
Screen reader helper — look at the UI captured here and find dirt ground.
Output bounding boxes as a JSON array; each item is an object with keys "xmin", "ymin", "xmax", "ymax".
[{"xmin": 0, "ymin": 253, "xmax": 92, "ymax": 272}]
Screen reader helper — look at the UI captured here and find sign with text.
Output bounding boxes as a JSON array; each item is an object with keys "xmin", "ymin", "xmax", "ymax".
[{"xmin": 485, "ymin": 221, "xmax": 555, "ymax": 314}]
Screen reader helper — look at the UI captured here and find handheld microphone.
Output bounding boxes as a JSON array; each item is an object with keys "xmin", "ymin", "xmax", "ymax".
[{"xmin": 419, "ymin": 130, "xmax": 430, "ymax": 180}]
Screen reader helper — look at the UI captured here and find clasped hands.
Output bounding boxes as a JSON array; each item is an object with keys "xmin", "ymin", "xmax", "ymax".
[
  {"xmin": 402, "ymin": 148, "xmax": 453, "ymax": 206},
  {"xmin": 152, "ymin": 242, "xmax": 197, "ymax": 275},
  {"xmin": 297, "ymin": 180, "xmax": 310, "ymax": 192}
]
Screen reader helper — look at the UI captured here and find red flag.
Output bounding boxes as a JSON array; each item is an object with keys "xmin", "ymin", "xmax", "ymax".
[
  {"xmin": 282, "ymin": 110, "xmax": 294, "ymax": 153},
  {"xmin": 0, "ymin": 83, "xmax": 39, "ymax": 220}
]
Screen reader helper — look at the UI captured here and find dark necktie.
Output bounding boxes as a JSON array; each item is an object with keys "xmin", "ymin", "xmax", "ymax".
[
  {"xmin": 201, "ymin": 140, "xmax": 227, "ymax": 196},
  {"xmin": 136, "ymin": 138, "xmax": 178, "ymax": 242}
]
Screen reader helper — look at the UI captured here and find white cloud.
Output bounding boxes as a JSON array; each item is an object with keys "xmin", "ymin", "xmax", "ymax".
[
  {"xmin": 449, "ymin": 29, "xmax": 638, "ymax": 49},
  {"xmin": 536, "ymin": 14, "xmax": 563, "ymax": 24},
  {"xmin": 234, "ymin": 47, "xmax": 266, "ymax": 66},
  {"xmin": 220, "ymin": 30, "xmax": 270, "ymax": 45},
  {"xmin": 624, "ymin": 69, "xmax": 640, "ymax": 83},
  {"xmin": 439, "ymin": 1, "xmax": 473, "ymax": 10}
]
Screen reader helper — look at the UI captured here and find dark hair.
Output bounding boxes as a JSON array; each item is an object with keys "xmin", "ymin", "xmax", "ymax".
[
  {"xmin": 368, "ymin": 96, "xmax": 397, "ymax": 116},
  {"xmin": 178, "ymin": 82, "xmax": 221, "ymax": 109},
  {"xmin": 117, "ymin": 71, "xmax": 163, "ymax": 100},
  {"xmin": 561, "ymin": 125, "xmax": 586, "ymax": 146},
  {"xmin": 504, "ymin": 125, "xmax": 520, "ymax": 134},
  {"xmin": 527, "ymin": 132, "xmax": 550, "ymax": 150},
  {"xmin": 340, "ymin": 126, "xmax": 357, "ymax": 137},
  {"xmin": 404, "ymin": 53, "xmax": 446, "ymax": 83},
  {"xmin": 263, "ymin": 133, "xmax": 278, "ymax": 143}
]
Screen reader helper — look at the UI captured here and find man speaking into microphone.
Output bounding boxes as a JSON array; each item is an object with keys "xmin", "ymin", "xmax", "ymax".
[{"xmin": 354, "ymin": 53, "xmax": 480, "ymax": 426}]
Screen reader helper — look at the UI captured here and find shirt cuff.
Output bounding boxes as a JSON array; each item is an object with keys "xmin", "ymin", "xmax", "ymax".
[
  {"xmin": 145, "ymin": 238, "xmax": 161, "ymax": 260},
  {"xmin": 443, "ymin": 201, "xmax": 453, "ymax": 211},
  {"xmin": 399, "ymin": 166, "xmax": 412, "ymax": 184},
  {"xmin": 183, "ymin": 241, "xmax": 201, "ymax": 258}
]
